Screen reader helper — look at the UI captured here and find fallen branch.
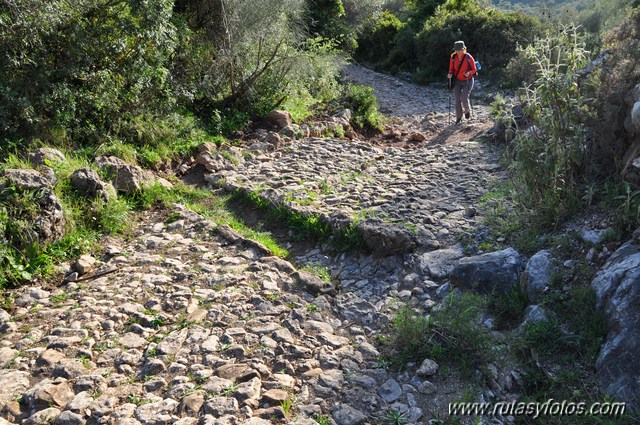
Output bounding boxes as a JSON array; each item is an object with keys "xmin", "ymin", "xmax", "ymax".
[{"xmin": 65, "ymin": 267, "xmax": 120, "ymax": 284}]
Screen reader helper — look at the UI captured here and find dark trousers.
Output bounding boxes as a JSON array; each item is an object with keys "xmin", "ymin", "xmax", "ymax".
[{"xmin": 454, "ymin": 78, "xmax": 474, "ymax": 119}]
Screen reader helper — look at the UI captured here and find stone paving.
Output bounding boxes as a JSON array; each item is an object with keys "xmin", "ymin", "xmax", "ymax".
[
  {"xmin": 0, "ymin": 205, "xmax": 479, "ymax": 425},
  {"xmin": 0, "ymin": 66, "xmax": 511, "ymax": 425}
]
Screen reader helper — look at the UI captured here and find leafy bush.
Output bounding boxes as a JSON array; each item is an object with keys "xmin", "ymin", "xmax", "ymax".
[
  {"xmin": 0, "ymin": 0, "xmax": 176, "ymax": 145},
  {"xmin": 505, "ymin": 26, "xmax": 595, "ymax": 226},
  {"xmin": 356, "ymin": 11, "xmax": 405, "ymax": 65},
  {"xmin": 414, "ymin": 0, "xmax": 542, "ymax": 82},
  {"xmin": 306, "ymin": 0, "xmax": 358, "ymax": 52},
  {"xmin": 282, "ymin": 37, "xmax": 346, "ymax": 122},
  {"xmin": 343, "ymin": 84, "xmax": 385, "ymax": 130}
]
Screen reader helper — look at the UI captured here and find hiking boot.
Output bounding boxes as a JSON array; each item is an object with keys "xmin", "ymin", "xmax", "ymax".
[{"xmin": 464, "ymin": 111, "xmax": 470, "ymax": 119}]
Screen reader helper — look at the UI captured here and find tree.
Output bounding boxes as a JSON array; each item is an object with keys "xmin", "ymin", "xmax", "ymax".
[{"xmin": 0, "ymin": 0, "xmax": 176, "ymax": 144}]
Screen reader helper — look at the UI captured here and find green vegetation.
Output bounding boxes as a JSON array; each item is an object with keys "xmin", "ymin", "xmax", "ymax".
[
  {"xmin": 384, "ymin": 293, "xmax": 491, "ymax": 375},
  {"xmin": 385, "ymin": 408, "xmax": 410, "ymax": 425},
  {"xmin": 343, "ymin": 84, "xmax": 386, "ymax": 130},
  {"xmin": 356, "ymin": 0, "xmax": 541, "ymax": 82},
  {"xmin": 301, "ymin": 262, "xmax": 332, "ymax": 282},
  {"xmin": 504, "ymin": 26, "xmax": 593, "ymax": 226},
  {"xmin": 229, "ymin": 188, "xmax": 368, "ymax": 253}
]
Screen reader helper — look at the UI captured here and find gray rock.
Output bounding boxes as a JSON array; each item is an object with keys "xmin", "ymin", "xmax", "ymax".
[
  {"xmin": 0, "ymin": 308, "xmax": 10, "ymax": 324},
  {"xmin": 140, "ymin": 358, "xmax": 166, "ymax": 376},
  {"xmin": 55, "ymin": 411, "xmax": 86, "ymax": 425},
  {"xmin": 332, "ymin": 404, "xmax": 366, "ymax": 425},
  {"xmin": 632, "ymin": 101, "xmax": 640, "ymax": 133},
  {"xmin": 241, "ymin": 419, "xmax": 272, "ymax": 425},
  {"xmin": 203, "ymin": 397, "xmax": 239, "ymax": 416},
  {"xmin": 581, "ymin": 229, "xmax": 605, "ymax": 245},
  {"xmin": 29, "ymin": 148, "xmax": 66, "ymax": 166},
  {"xmin": 591, "ymin": 239, "xmax": 640, "ymax": 408},
  {"xmin": 435, "ymin": 282, "xmax": 452, "ymax": 298},
  {"xmin": 0, "ymin": 370, "xmax": 31, "ymax": 406},
  {"xmin": 254, "ymin": 406, "xmax": 286, "ymax": 420},
  {"xmin": 3, "ymin": 168, "xmax": 53, "ymax": 189},
  {"xmin": 234, "ymin": 377, "xmax": 261, "ymax": 404},
  {"xmin": 522, "ymin": 305, "xmax": 551, "ymax": 325},
  {"xmin": 0, "ymin": 347, "xmax": 18, "ymax": 368},
  {"xmin": 416, "ymin": 358, "xmax": 439, "ymax": 377},
  {"xmin": 25, "ymin": 407, "xmax": 61, "ymax": 425},
  {"xmin": 418, "ymin": 380, "xmax": 437, "ymax": 394},
  {"xmin": 65, "ymin": 391, "xmax": 94, "ymax": 413},
  {"xmin": 23, "ymin": 379, "xmax": 75, "ymax": 410},
  {"xmin": 523, "ymin": 250, "xmax": 554, "ymax": 303},
  {"xmin": 135, "ymin": 399, "xmax": 178, "ymax": 424},
  {"xmin": 335, "ymin": 293, "xmax": 384, "ymax": 328},
  {"xmin": 449, "ymin": 248, "xmax": 526, "ymax": 294},
  {"xmin": 418, "ymin": 246, "xmax": 464, "ymax": 279},
  {"xmin": 34, "ymin": 189, "xmax": 66, "ymax": 244},
  {"xmin": 292, "ymin": 270, "xmax": 336, "ymax": 296},
  {"xmin": 378, "ymin": 378, "xmax": 402, "ymax": 403},
  {"xmin": 73, "ymin": 255, "xmax": 97, "ymax": 275},
  {"xmin": 267, "ymin": 110, "xmax": 293, "ymax": 129},
  {"xmin": 94, "ymin": 156, "xmax": 155, "ymax": 193},
  {"xmin": 70, "ymin": 167, "xmax": 116, "ymax": 201},
  {"xmin": 358, "ymin": 218, "xmax": 416, "ymax": 256},
  {"xmin": 157, "ymin": 328, "xmax": 188, "ymax": 355}
]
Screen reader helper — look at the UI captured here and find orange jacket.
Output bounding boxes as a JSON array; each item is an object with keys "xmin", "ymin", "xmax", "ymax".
[{"xmin": 449, "ymin": 53, "xmax": 477, "ymax": 80}]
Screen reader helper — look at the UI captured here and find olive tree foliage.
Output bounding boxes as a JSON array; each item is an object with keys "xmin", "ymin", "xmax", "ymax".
[
  {"xmin": 0, "ymin": 0, "xmax": 176, "ymax": 144},
  {"xmin": 175, "ymin": 0, "xmax": 318, "ymax": 117},
  {"xmin": 342, "ymin": 0, "xmax": 387, "ymax": 29}
]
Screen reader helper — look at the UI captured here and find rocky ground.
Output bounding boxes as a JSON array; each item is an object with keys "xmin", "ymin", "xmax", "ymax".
[{"xmin": 0, "ymin": 66, "xmax": 514, "ymax": 425}]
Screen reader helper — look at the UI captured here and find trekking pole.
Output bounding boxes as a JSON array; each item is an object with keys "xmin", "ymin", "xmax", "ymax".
[{"xmin": 448, "ymin": 79, "xmax": 452, "ymax": 125}]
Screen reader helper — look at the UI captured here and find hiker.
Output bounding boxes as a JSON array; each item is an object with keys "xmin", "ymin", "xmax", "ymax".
[{"xmin": 447, "ymin": 40, "xmax": 477, "ymax": 124}]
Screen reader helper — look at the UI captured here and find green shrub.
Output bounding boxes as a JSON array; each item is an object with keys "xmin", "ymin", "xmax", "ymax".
[
  {"xmin": 0, "ymin": 0, "xmax": 176, "ymax": 145},
  {"xmin": 343, "ymin": 84, "xmax": 385, "ymax": 130},
  {"xmin": 488, "ymin": 286, "xmax": 528, "ymax": 329},
  {"xmin": 305, "ymin": 0, "xmax": 357, "ymax": 52},
  {"xmin": 413, "ymin": 0, "xmax": 542, "ymax": 82},
  {"xmin": 282, "ymin": 37, "xmax": 345, "ymax": 122},
  {"xmin": 388, "ymin": 293, "xmax": 491, "ymax": 374},
  {"xmin": 506, "ymin": 25, "xmax": 595, "ymax": 226},
  {"xmin": 94, "ymin": 198, "xmax": 133, "ymax": 235},
  {"xmin": 356, "ymin": 11, "xmax": 405, "ymax": 65}
]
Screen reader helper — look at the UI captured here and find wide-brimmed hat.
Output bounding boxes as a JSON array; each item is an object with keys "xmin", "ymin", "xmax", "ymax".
[{"xmin": 454, "ymin": 40, "xmax": 466, "ymax": 51}]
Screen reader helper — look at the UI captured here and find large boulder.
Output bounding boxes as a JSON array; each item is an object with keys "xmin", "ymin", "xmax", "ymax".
[
  {"xmin": 94, "ymin": 156, "xmax": 154, "ymax": 193},
  {"xmin": 591, "ymin": 234, "xmax": 640, "ymax": 409},
  {"xmin": 70, "ymin": 168, "xmax": 116, "ymax": 201},
  {"xmin": 449, "ymin": 248, "xmax": 526, "ymax": 294},
  {"xmin": 357, "ymin": 218, "xmax": 416, "ymax": 256}
]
